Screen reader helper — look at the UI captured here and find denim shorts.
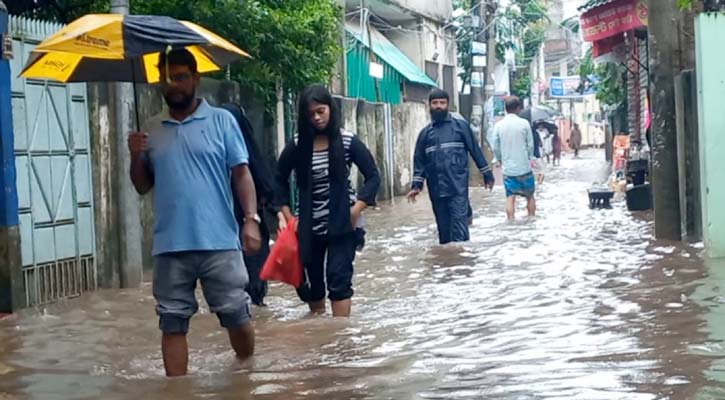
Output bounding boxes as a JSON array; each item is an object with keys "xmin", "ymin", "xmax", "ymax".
[{"xmin": 153, "ymin": 250, "xmax": 252, "ymax": 334}]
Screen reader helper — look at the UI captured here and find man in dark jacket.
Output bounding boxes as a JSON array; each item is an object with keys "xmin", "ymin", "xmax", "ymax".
[{"xmin": 407, "ymin": 89, "xmax": 495, "ymax": 244}]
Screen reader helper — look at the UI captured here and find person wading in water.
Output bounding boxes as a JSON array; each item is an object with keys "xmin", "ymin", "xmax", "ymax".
[
  {"xmin": 407, "ymin": 89, "xmax": 495, "ymax": 244},
  {"xmin": 274, "ymin": 85, "xmax": 380, "ymax": 317}
]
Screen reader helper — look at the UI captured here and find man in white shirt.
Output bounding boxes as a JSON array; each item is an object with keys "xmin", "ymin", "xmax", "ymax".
[{"xmin": 490, "ymin": 96, "xmax": 536, "ymax": 220}]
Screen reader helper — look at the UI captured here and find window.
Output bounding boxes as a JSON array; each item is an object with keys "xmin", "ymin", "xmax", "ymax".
[
  {"xmin": 425, "ymin": 61, "xmax": 439, "ymax": 83},
  {"xmin": 443, "ymin": 65, "xmax": 455, "ymax": 99}
]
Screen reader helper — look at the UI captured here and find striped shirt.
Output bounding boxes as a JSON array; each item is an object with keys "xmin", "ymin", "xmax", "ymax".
[{"xmin": 307, "ymin": 131, "xmax": 358, "ymax": 236}]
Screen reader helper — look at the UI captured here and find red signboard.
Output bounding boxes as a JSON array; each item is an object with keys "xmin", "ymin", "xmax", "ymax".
[
  {"xmin": 593, "ymin": 33, "xmax": 625, "ymax": 58},
  {"xmin": 581, "ymin": 0, "xmax": 648, "ymax": 42}
]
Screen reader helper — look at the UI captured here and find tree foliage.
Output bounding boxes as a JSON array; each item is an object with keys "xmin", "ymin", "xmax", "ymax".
[
  {"xmin": 578, "ymin": 48, "xmax": 626, "ymax": 108},
  {"xmin": 496, "ymin": 0, "xmax": 548, "ymax": 100},
  {"xmin": 678, "ymin": 0, "xmax": 725, "ymax": 10},
  {"xmin": 134, "ymin": 0, "xmax": 343, "ymax": 113},
  {"xmin": 454, "ymin": 0, "xmax": 548, "ymax": 97},
  {"xmin": 454, "ymin": 0, "xmax": 475, "ymax": 90},
  {"xmin": 511, "ymin": 73, "xmax": 531, "ymax": 99},
  {"xmin": 5, "ymin": 0, "xmax": 110, "ymax": 22},
  {"xmin": 12, "ymin": 0, "xmax": 343, "ymax": 113},
  {"xmin": 495, "ymin": 0, "xmax": 548, "ymax": 65}
]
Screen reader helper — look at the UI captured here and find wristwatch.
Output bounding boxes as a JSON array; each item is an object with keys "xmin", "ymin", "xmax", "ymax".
[{"xmin": 244, "ymin": 213, "xmax": 262, "ymax": 224}]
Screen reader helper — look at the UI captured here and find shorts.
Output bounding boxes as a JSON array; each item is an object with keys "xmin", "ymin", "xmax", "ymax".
[
  {"xmin": 153, "ymin": 250, "xmax": 252, "ymax": 334},
  {"xmin": 296, "ymin": 229, "xmax": 365, "ymax": 303},
  {"xmin": 504, "ymin": 172, "xmax": 536, "ymax": 198}
]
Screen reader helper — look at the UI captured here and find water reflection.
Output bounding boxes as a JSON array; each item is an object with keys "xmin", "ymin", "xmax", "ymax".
[{"xmin": 1, "ymin": 150, "xmax": 724, "ymax": 399}]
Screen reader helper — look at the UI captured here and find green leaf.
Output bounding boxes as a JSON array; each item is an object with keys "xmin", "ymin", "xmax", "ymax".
[{"xmin": 25, "ymin": 0, "xmax": 343, "ymax": 114}]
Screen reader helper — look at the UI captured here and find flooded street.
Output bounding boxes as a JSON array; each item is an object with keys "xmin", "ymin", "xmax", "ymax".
[{"xmin": 2, "ymin": 149, "xmax": 725, "ymax": 400}]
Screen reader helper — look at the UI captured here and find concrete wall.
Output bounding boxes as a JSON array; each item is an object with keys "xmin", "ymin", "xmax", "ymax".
[
  {"xmin": 0, "ymin": 226, "xmax": 22, "ymax": 312},
  {"xmin": 338, "ymin": 96, "xmax": 428, "ymax": 200},
  {"xmin": 695, "ymin": 14, "xmax": 725, "ymax": 258},
  {"xmin": 391, "ymin": 102, "xmax": 428, "ymax": 195},
  {"xmin": 355, "ymin": 101, "xmax": 379, "ymax": 193},
  {"xmin": 383, "ymin": 20, "xmax": 457, "ymax": 74},
  {"xmin": 378, "ymin": 12, "xmax": 457, "ymax": 109},
  {"xmin": 87, "ymin": 82, "xmax": 124, "ymax": 288},
  {"xmin": 388, "ymin": 0, "xmax": 452, "ymax": 22},
  {"xmin": 675, "ymin": 70, "xmax": 702, "ymax": 242},
  {"xmin": 384, "ymin": 25, "xmax": 425, "ymax": 68}
]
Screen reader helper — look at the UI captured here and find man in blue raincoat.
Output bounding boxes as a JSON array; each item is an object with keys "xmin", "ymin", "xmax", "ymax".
[{"xmin": 407, "ymin": 89, "xmax": 495, "ymax": 244}]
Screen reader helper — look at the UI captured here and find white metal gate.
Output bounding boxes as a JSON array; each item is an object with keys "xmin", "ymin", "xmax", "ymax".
[{"xmin": 8, "ymin": 16, "xmax": 97, "ymax": 306}]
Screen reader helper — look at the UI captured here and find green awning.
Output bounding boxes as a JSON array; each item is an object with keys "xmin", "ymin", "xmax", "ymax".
[{"xmin": 345, "ymin": 23, "xmax": 437, "ymax": 87}]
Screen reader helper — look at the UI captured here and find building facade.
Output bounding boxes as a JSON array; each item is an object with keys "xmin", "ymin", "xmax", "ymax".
[{"xmin": 344, "ymin": 0, "xmax": 455, "ymax": 105}]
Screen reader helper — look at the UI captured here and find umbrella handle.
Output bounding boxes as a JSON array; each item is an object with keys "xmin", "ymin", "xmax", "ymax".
[
  {"xmin": 131, "ymin": 58, "xmax": 141, "ymax": 132},
  {"xmin": 133, "ymin": 85, "xmax": 141, "ymax": 132}
]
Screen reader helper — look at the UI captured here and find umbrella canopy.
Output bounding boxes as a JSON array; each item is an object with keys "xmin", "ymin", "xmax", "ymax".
[
  {"xmin": 20, "ymin": 14, "xmax": 250, "ymax": 83},
  {"xmin": 533, "ymin": 120, "xmax": 558, "ymax": 132},
  {"xmin": 519, "ymin": 105, "xmax": 560, "ymax": 125}
]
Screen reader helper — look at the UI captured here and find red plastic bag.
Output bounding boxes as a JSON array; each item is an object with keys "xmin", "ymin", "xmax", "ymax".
[{"xmin": 260, "ymin": 218, "xmax": 303, "ymax": 288}]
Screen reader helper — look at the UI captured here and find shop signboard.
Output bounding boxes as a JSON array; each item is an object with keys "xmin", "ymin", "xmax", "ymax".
[
  {"xmin": 550, "ymin": 76, "xmax": 598, "ymax": 99},
  {"xmin": 580, "ymin": 0, "xmax": 648, "ymax": 43}
]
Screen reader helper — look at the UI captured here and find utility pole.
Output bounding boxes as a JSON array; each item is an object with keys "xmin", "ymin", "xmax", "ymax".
[
  {"xmin": 360, "ymin": 1, "xmax": 381, "ymax": 102},
  {"xmin": 333, "ymin": 0, "xmax": 347, "ymax": 96},
  {"xmin": 482, "ymin": 0, "xmax": 497, "ymax": 143},
  {"xmin": 469, "ymin": 0, "xmax": 487, "ymax": 144},
  {"xmin": 648, "ymin": 0, "xmax": 682, "ymax": 240},
  {"xmin": 110, "ymin": 0, "xmax": 143, "ymax": 287},
  {"xmin": 339, "ymin": 0, "xmax": 347, "ymax": 96}
]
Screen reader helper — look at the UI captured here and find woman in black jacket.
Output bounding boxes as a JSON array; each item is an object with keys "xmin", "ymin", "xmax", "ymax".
[{"xmin": 275, "ymin": 85, "xmax": 380, "ymax": 317}]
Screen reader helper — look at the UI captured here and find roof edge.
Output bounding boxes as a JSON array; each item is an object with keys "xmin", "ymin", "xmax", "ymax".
[{"xmin": 578, "ymin": 0, "xmax": 618, "ymax": 14}]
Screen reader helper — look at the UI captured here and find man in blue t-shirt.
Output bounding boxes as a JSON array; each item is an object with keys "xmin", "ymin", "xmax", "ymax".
[{"xmin": 128, "ymin": 49, "xmax": 261, "ymax": 377}]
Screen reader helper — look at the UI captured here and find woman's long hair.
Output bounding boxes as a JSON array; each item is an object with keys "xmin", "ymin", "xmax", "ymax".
[{"xmin": 295, "ymin": 85, "xmax": 346, "ymax": 188}]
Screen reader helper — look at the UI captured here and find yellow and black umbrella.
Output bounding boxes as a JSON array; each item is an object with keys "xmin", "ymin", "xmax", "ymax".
[
  {"xmin": 20, "ymin": 14, "xmax": 250, "ymax": 83},
  {"xmin": 19, "ymin": 14, "xmax": 250, "ymax": 130}
]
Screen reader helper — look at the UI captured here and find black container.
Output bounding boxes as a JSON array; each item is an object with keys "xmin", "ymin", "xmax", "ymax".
[
  {"xmin": 588, "ymin": 187, "xmax": 614, "ymax": 209},
  {"xmin": 627, "ymin": 159, "xmax": 648, "ymax": 186},
  {"xmin": 626, "ymin": 183, "xmax": 652, "ymax": 211}
]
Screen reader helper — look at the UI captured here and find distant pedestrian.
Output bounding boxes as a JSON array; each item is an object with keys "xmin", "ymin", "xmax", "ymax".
[
  {"xmin": 530, "ymin": 122, "xmax": 546, "ymax": 185},
  {"xmin": 128, "ymin": 49, "xmax": 259, "ymax": 377},
  {"xmin": 222, "ymin": 103, "xmax": 275, "ymax": 307},
  {"xmin": 407, "ymin": 89, "xmax": 495, "ymax": 244},
  {"xmin": 491, "ymin": 96, "xmax": 536, "ymax": 220},
  {"xmin": 552, "ymin": 131, "xmax": 562, "ymax": 166},
  {"xmin": 540, "ymin": 125, "xmax": 553, "ymax": 164},
  {"xmin": 570, "ymin": 123, "xmax": 582, "ymax": 157},
  {"xmin": 275, "ymin": 85, "xmax": 380, "ymax": 317}
]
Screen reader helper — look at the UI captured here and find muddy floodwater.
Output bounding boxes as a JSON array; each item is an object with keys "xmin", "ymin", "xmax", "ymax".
[{"xmin": 2, "ymin": 150, "xmax": 725, "ymax": 400}]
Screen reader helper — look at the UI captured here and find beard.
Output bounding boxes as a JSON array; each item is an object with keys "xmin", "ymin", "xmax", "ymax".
[
  {"xmin": 163, "ymin": 91, "xmax": 195, "ymax": 111},
  {"xmin": 430, "ymin": 108, "xmax": 449, "ymax": 122}
]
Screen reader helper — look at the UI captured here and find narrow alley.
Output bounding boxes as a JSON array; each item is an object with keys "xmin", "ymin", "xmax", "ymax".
[{"xmin": 0, "ymin": 150, "xmax": 723, "ymax": 399}]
